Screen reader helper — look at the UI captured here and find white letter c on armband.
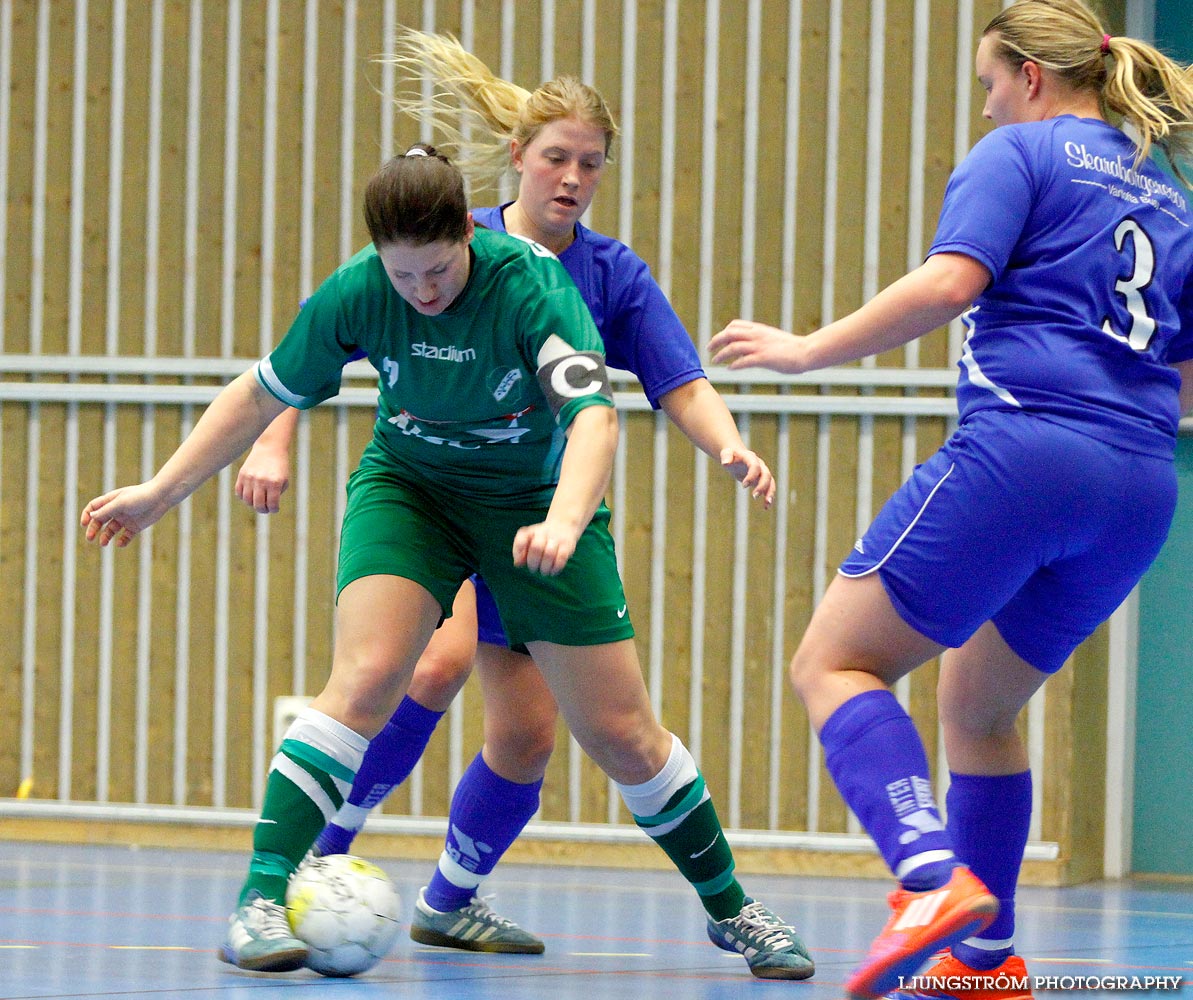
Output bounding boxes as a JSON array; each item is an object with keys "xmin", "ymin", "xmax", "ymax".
[{"xmin": 551, "ymin": 355, "xmax": 601, "ymax": 399}]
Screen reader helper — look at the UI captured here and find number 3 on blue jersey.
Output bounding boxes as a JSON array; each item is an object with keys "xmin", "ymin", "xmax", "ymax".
[{"xmin": 1102, "ymin": 218, "xmax": 1157, "ymax": 352}]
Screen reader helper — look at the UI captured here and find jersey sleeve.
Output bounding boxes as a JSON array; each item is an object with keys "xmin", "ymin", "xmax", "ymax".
[
  {"xmin": 602, "ymin": 249, "xmax": 703, "ymax": 408},
  {"xmin": 256, "ymin": 270, "xmax": 365, "ymax": 408},
  {"xmin": 928, "ymin": 128, "xmax": 1034, "ymax": 280}
]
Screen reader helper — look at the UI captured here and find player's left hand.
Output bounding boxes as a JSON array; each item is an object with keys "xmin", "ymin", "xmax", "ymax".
[
  {"xmin": 513, "ymin": 520, "xmax": 579, "ymax": 576},
  {"xmin": 235, "ymin": 445, "xmax": 291, "ymax": 513},
  {"xmin": 720, "ymin": 446, "xmax": 776, "ymax": 510}
]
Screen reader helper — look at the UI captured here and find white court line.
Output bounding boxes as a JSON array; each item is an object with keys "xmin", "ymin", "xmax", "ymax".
[{"xmin": 570, "ymin": 952, "xmax": 653, "ymax": 958}]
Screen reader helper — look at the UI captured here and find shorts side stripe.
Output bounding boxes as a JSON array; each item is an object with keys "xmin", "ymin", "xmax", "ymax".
[{"xmin": 840, "ymin": 463, "xmax": 956, "ymax": 579}]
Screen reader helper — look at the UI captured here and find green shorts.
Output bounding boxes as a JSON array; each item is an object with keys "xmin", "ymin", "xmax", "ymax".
[{"xmin": 336, "ymin": 457, "xmax": 634, "ymax": 648}]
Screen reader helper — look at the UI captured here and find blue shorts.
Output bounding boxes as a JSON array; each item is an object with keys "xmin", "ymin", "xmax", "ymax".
[
  {"xmin": 839, "ymin": 410, "xmax": 1177, "ymax": 673},
  {"xmin": 472, "ymin": 574, "xmax": 509, "ymax": 647}
]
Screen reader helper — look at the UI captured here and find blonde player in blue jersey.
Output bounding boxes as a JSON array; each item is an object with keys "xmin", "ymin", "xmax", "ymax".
[
  {"xmin": 81, "ymin": 144, "xmax": 812, "ymax": 980},
  {"xmin": 233, "ymin": 29, "xmax": 811, "ymax": 974},
  {"xmin": 710, "ymin": 1, "xmax": 1193, "ymax": 998}
]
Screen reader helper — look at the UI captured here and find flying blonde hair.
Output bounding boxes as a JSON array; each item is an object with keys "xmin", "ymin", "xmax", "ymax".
[
  {"xmin": 984, "ymin": 0, "xmax": 1193, "ymax": 178},
  {"xmin": 381, "ymin": 28, "xmax": 619, "ymax": 189}
]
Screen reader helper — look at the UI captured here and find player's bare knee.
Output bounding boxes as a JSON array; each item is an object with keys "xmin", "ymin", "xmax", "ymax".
[
  {"xmin": 487, "ymin": 727, "xmax": 556, "ymax": 781},
  {"xmin": 940, "ymin": 708, "xmax": 1018, "ymax": 746},
  {"xmin": 407, "ymin": 645, "xmax": 473, "ymax": 708},
  {"xmin": 578, "ymin": 718, "xmax": 669, "ymax": 784},
  {"xmin": 318, "ymin": 664, "xmax": 409, "ymax": 736},
  {"xmin": 788, "ymin": 643, "xmax": 830, "ymax": 704}
]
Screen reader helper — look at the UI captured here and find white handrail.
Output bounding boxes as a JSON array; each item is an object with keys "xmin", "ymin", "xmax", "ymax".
[
  {"xmin": 0, "ymin": 354, "xmax": 960, "ymax": 386},
  {"xmin": 0, "ymin": 798, "xmax": 1061, "ymax": 859}
]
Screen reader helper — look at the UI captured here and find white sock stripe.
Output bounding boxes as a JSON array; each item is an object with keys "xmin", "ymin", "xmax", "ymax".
[
  {"xmin": 332, "ymin": 802, "xmax": 371, "ymax": 831},
  {"xmin": 894, "ymin": 850, "xmax": 956, "ymax": 880},
  {"xmin": 638, "ymin": 787, "xmax": 712, "ymax": 837},
  {"xmin": 436, "ymin": 850, "xmax": 484, "ymax": 891},
  {"xmin": 271, "ymin": 753, "xmax": 338, "ymax": 823},
  {"xmin": 278, "ymin": 708, "xmax": 366, "ymax": 805},
  {"xmin": 615, "ymin": 733, "xmax": 683, "ymax": 810},
  {"xmin": 616, "ymin": 733, "xmax": 700, "ymax": 818},
  {"xmin": 964, "ymin": 935, "xmax": 1015, "ymax": 950},
  {"xmin": 291, "ymin": 707, "xmax": 369, "ymax": 754},
  {"xmin": 283, "ymin": 708, "xmax": 368, "ymax": 781}
]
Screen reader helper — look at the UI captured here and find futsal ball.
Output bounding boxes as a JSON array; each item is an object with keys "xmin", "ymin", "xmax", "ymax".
[{"xmin": 285, "ymin": 854, "xmax": 402, "ymax": 977}]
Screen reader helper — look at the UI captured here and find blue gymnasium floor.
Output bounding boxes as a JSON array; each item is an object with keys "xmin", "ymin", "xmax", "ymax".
[{"xmin": 0, "ymin": 841, "xmax": 1190, "ymax": 999}]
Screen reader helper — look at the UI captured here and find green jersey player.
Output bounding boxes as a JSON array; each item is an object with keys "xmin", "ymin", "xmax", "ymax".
[
  {"xmin": 258, "ymin": 218, "xmax": 629, "ymax": 646},
  {"xmin": 80, "ymin": 144, "xmax": 813, "ymax": 980}
]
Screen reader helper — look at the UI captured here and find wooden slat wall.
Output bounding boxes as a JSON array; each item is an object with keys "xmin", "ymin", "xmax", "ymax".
[{"xmin": 0, "ymin": 0, "xmax": 1127, "ymax": 883}]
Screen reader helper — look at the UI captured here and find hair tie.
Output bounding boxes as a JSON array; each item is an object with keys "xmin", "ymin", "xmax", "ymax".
[
  {"xmin": 1100, "ymin": 34, "xmax": 1111, "ymax": 55},
  {"xmin": 405, "ymin": 147, "xmax": 429, "ymax": 157}
]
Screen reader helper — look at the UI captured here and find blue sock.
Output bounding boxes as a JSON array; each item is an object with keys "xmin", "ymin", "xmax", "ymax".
[
  {"xmin": 423, "ymin": 752, "xmax": 542, "ymax": 913},
  {"xmin": 820, "ymin": 690, "xmax": 956, "ymax": 890},
  {"xmin": 947, "ymin": 770, "xmax": 1031, "ymax": 970},
  {"xmin": 314, "ymin": 696, "xmax": 444, "ymax": 856}
]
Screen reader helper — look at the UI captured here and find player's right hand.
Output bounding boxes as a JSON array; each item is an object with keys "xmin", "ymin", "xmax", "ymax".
[
  {"xmin": 512, "ymin": 520, "xmax": 579, "ymax": 577},
  {"xmin": 80, "ymin": 483, "xmax": 171, "ymax": 547}
]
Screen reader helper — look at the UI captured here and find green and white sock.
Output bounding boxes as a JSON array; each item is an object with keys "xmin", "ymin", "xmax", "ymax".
[
  {"xmin": 618, "ymin": 733, "xmax": 745, "ymax": 921},
  {"xmin": 239, "ymin": 708, "xmax": 367, "ymax": 904}
]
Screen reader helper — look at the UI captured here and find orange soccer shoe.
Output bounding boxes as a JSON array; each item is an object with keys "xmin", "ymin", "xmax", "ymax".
[
  {"xmin": 888, "ymin": 952, "xmax": 1032, "ymax": 1000},
  {"xmin": 846, "ymin": 866, "xmax": 999, "ymax": 1000}
]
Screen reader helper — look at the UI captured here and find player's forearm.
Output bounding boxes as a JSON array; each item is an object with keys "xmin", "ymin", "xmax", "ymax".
[
  {"xmin": 549, "ymin": 404, "xmax": 618, "ymax": 534},
  {"xmin": 251, "ymin": 405, "xmax": 300, "ymax": 456},
  {"xmin": 659, "ymin": 378, "xmax": 745, "ymax": 461},
  {"xmin": 152, "ymin": 371, "xmax": 289, "ymax": 506},
  {"xmin": 804, "ymin": 253, "xmax": 990, "ymax": 369}
]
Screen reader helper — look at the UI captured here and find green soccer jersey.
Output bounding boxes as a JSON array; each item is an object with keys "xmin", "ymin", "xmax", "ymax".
[{"xmin": 256, "ymin": 228, "xmax": 614, "ymax": 504}]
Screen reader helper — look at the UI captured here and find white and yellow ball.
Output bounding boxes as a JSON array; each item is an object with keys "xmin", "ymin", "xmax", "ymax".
[{"xmin": 285, "ymin": 854, "xmax": 401, "ymax": 977}]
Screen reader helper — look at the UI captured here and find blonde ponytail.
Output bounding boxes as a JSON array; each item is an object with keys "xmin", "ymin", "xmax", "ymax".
[
  {"xmin": 381, "ymin": 29, "xmax": 618, "ymax": 189},
  {"xmin": 1102, "ymin": 34, "xmax": 1193, "ymax": 172},
  {"xmin": 985, "ymin": 0, "xmax": 1193, "ymax": 178}
]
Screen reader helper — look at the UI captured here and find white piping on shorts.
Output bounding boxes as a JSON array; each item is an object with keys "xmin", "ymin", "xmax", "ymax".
[{"xmin": 839, "ymin": 462, "xmax": 956, "ymax": 579}]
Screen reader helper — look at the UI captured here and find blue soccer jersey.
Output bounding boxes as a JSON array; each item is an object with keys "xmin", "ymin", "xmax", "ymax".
[
  {"xmin": 469, "ymin": 205, "xmax": 706, "ymax": 646},
  {"xmin": 929, "ymin": 116, "xmax": 1193, "ymax": 458},
  {"xmin": 472, "ymin": 205, "xmax": 704, "ymax": 406}
]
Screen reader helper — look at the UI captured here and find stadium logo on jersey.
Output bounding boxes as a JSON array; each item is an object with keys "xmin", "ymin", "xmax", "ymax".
[
  {"xmin": 411, "ymin": 342, "xmax": 478, "ymax": 363},
  {"xmin": 488, "ymin": 366, "xmax": 524, "ymax": 403}
]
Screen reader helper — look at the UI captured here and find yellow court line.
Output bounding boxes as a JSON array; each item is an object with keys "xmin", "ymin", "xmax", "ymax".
[{"xmin": 0, "ymin": 945, "xmax": 37, "ymax": 949}]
